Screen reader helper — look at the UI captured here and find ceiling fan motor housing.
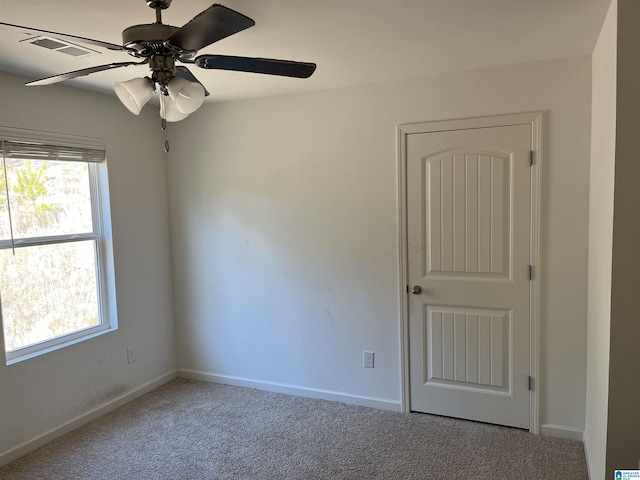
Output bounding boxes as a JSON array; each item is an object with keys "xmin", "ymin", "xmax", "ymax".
[{"xmin": 122, "ymin": 23, "xmax": 180, "ymax": 56}]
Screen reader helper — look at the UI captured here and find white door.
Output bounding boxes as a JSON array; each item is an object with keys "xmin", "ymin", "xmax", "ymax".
[{"xmin": 407, "ymin": 123, "xmax": 531, "ymax": 429}]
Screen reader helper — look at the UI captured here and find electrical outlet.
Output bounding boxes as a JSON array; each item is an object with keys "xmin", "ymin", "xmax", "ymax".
[
  {"xmin": 127, "ymin": 347, "xmax": 136, "ymax": 364},
  {"xmin": 363, "ymin": 351, "xmax": 374, "ymax": 368}
]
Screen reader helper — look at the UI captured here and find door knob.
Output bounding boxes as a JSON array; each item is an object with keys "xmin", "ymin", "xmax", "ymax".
[{"xmin": 411, "ymin": 285, "xmax": 422, "ymax": 295}]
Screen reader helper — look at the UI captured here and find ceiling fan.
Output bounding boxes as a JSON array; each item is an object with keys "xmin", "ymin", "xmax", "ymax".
[{"xmin": 0, "ymin": 0, "xmax": 317, "ymax": 122}]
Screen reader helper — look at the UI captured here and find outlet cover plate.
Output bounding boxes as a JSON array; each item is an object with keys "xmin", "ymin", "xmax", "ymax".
[{"xmin": 363, "ymin": 351, "xmax": 374, "ymax": 368}]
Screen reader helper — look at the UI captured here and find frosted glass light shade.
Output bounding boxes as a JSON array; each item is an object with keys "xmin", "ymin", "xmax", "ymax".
[
  {"xmin": 167, "ymin": 77, "xmax": 205, "ymax": 114},
  {"xmin": 160, "ymin": 95, "xmax": 188, "ymax": 122},
  {"xmin": 113, "ymin": 77, "xmax": 154, "ymax": 115}
]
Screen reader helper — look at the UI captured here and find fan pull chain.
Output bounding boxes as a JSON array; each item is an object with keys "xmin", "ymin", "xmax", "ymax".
[
  {"xmin": 162, "ymin": 118, "xmax": 170, "ymax": 153},
  {"xmin": 160, "ymin": 94, "xmax": 170, "ymax": 152},
  {"xmin": 1, "ymin": 141, "xmax": 16, "ymax": 256}
]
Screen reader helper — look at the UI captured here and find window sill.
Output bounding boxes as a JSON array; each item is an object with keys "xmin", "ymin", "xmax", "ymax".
[{"xmin": 5, "ymin": 325, "xmax": 117, "ymax": 366}]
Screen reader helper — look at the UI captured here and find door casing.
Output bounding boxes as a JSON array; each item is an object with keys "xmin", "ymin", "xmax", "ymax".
[{"xmin": 397, "ymin": 112, "xmax": 542, "ymax": 434}]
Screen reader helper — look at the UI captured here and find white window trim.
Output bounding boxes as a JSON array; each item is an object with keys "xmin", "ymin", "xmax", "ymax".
[{"xmin": 0, "ymin": 127, "xmax": 118, "ymax": 365}]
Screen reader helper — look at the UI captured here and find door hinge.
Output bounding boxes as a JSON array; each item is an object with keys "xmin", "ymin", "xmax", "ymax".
[
  {"xmin": 528, "ymin": 265, "xmax": 533, "ymax": 280},
  {"xmin": 528, "ymin": 376, "xmax": 533, "ymax": 391},
  {"xmin": 529, "ymin": 150, "xmax": 534, "ymax": 166}
]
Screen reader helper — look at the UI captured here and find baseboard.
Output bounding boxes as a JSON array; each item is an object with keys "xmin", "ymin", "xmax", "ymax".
[
  {"xmin": 0, "ymin": 370, "xmax": 178, "ymax": 467},
  {"xmin": 540, "ymin": 423, "xmax": 584, "ymax": 442},
  {"xmin": 178, "ymin": 369, "xmax": 402, "ymax": 412}
]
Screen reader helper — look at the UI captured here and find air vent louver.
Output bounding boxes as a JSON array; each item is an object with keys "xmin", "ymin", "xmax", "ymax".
[{"xmin": 21, "ymin": 36, "xmax": 100, "ymax": 57}]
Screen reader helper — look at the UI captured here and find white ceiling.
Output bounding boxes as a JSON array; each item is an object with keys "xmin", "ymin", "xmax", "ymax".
[{"xmin": 0, "ymin": 0, "xmax": 611, "ymax": 103}]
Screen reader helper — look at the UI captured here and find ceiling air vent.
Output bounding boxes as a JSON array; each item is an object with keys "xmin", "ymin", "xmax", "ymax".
[{"xmin": 21, "ymin": 36, "xmax": 100, "ymax": 58}]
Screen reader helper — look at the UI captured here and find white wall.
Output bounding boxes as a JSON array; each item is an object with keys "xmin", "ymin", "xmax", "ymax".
[
  {"xmin": 168, "ymin": 56, "xmax": 592, "ymax": 433},
  {"xmin": 585, "ymin": 0, "xmax": 616, "ymax": 477},
  {"xmin": 0, "ymin": 72, "xmax": 177, "ymax": 463},
  {"xmin": 606, "ymin": 0, "xmax": 640, "ymax": 471}
]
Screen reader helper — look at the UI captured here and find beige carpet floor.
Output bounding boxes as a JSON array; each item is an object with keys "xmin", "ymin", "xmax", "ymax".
[{"xmin": 0, "ymin": 378, "xmax": 588, "ymax": 479}]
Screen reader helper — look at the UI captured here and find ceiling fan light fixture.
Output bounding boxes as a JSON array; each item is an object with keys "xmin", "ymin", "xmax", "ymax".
[
  {"xmin": 160, "ymin": 94, "xmax": 189, "ymax": 122},
  {"xmin": 167, "ymin": 77, "xmax": 205, "ymax": 115},
  {"xmin": 8, "ymin": 2, "xmax": 316, "ymax": 118},
  {"xmin": 113, "ymin": 77, "xmax": 154, "ymax": 115}
]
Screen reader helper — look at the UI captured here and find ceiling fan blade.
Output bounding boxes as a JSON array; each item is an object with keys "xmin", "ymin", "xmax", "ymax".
[
  {"xmin": 0, "ymin": 22, "xmax": 126, "ymax": 52},
  {"xmin": 26, "ymin": 61, "xmax": 146, "ymax": 86},
  {"xmin": 167, "ymin": 4, "xmax": 255, "ymax": 52},
  {"xmin": 175, "ymin": 66, "xmax": 210, "ymax": 96},
  {"xmin": 195, "ymin": 55, "xmax": 317, "ymax": 78}
]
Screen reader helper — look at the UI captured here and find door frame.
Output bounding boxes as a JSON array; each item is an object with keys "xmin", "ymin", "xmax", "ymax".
[{"xmin": 397, "ymin": 112, "xmax": 542, "ymax": 434}]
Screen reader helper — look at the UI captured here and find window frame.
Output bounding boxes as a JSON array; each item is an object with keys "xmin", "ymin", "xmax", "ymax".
[{"xmin": 0, "ymin": 127, "xmax": 118, "ymax": 365}]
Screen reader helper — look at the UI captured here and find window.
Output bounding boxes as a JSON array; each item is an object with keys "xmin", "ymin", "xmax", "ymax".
[{"xmin": 0, "ymin": 128, "xmax": 117, "ymax": 364}]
